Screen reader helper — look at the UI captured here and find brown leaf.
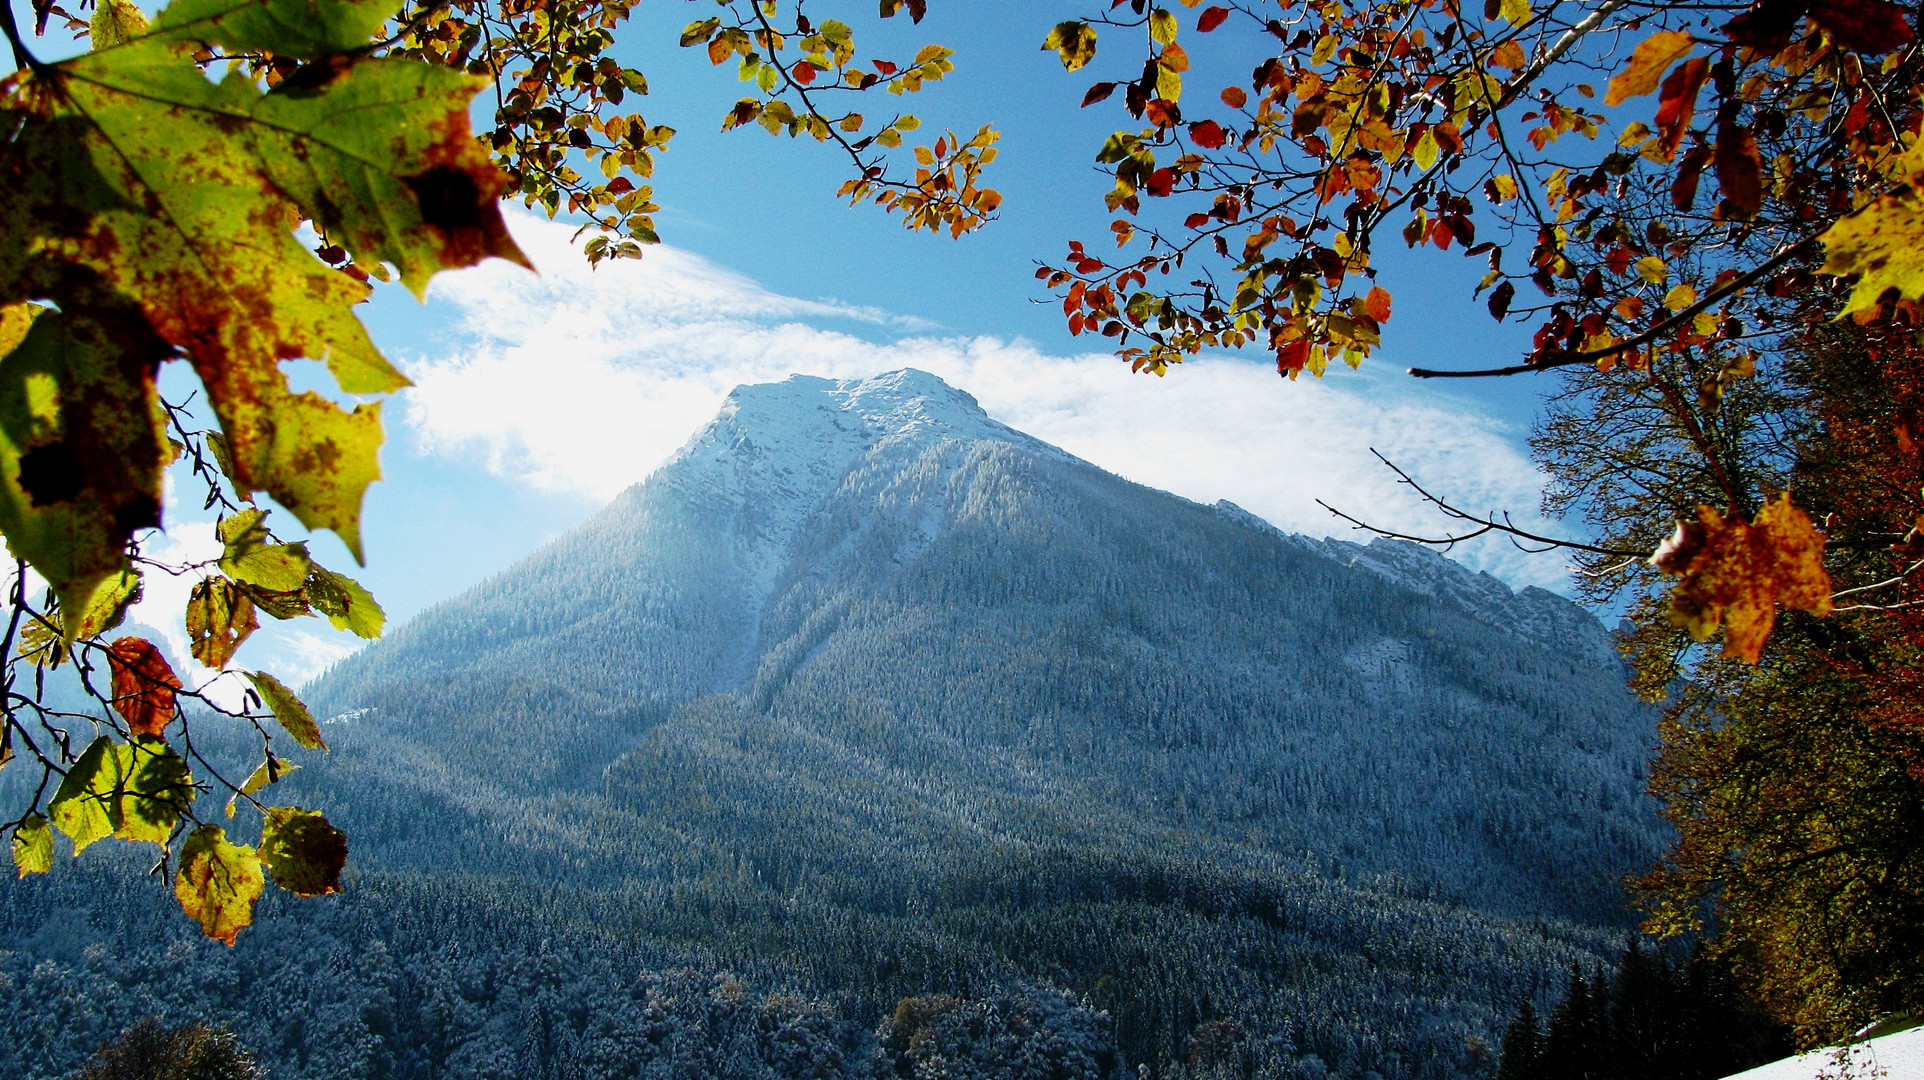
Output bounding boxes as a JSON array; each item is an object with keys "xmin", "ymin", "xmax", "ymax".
[
  {"xmin": 1650, "ymin": 494, "xmax": 1833, "ymax": 663},
  {"xmin": 186, "ymin": 577, "xmax": 258, "ymax": 669},
  {"xmin": 1808, "ymin": 0, "xmax": 1914, "ymax": 53},
  {"xmin": 107, "ymin": 637, "xmax": 182, "ymax": 737},
  {"xmin": 1716, "ymin": 121, "xmax": 1763, "ymax": 218}
]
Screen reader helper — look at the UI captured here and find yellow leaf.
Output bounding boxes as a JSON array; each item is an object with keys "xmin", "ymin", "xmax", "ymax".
[
  {"xmin": 1664, "ymin": 283, "xmax": 1698, "ymax": 311},
  {"xmin": 1820, "ymin": 146, "xmax": 1924, "ymax": 316},
  {"xmin": 1413, "ymin": 129, "xmax": 1441, "ymax": 171},
  {"xmin": 1636, "ymin": 256, "xmax": 1669, "ymax": 285},
  {"xmin": 1650, "ymin": 494, "xmax": 1832, "ymax": 663},
  {"xmin": 175, "ymin": 825, "xmax": 265, "ymax": 946},
  {"xmin": 1490, "ymin": 174, "xmax": 1519, "ymax": 201},
  {"xmin": 1311, "ymin": 33, "xmax": 1339, "ymax": 66},
  {"xmin": 1043, "ymin": 21, "xmax": 1099, "ymax": 71},
  {"xmin": 11, "ymin": 815, "xmax": 52, "ymax": 877},
  {"xmin": 1498, "ymin": 0, "xmax": 1531, "ymax": 27},
  {"xmin": 1150, "ymin": 8, "xmax": 1179, "ymax": 45},
  {"xmin": 1605, "ymin": 31, "xmax": 1695, "ymax": 106}
]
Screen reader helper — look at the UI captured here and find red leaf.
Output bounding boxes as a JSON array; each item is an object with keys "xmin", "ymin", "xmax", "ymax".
[
  {"xmin": 1145, "ymin": 99, "xmax": 1182, "ymax": 128},
  {"xmin": 873, "ymin": 58, "xmax": 900, "ymax": 75},
  {"xmin": 1147, "ymin": 168, "xmax": 1177, "ymax": 197},
  {"xmin": 793, "ymin": 61, "xmax": 817, "ymax": 86},
  {"xmin": 1184, "ymin": 212, "xmax": 1211, "ymax": 228},
  {"xmin": 1189, "ymin": 120, "xmax": 1227, "ymax": 148},
  {"xmin": 1723, "ymin": 0, "xmax": 1807, "ymax": 51},
  {"xmin": 1673, "ymin": 145, "xmax": 1711, "ymax": 210},
  {"xmin": 1277, "ymin": 338, "xmax": 1309, "ymax": 374},
  {"xmin": 1655, "ymin": 56, "xmax": 1709, "ymax": 161},
  {"xmin": 1488, "ymin": 280, "xmax": 1516, "ymax": 321},
  {"xmin": 1082, "ymin": 81, "xmax": 1119, "ymax": 107},
  {"xmin": 1809, "ymin": 0, "xmax": 1913, "ymax": 53},
  {"xmin": 108, "ymin": 637, "xmax": 182, "ymax": 738},
  {"xmin": 1198, "ymin": 5, "xmax": 1230, "ymax": 31}
]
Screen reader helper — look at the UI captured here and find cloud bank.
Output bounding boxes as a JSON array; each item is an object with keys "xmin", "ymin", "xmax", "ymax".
[{"xmin": 403, "ymin": 212, "xmax": 1573, "ymax": 589}]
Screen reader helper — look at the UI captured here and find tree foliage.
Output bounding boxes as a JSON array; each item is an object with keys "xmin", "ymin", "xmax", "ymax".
[{"xmin": 0, "ymin": 0, "xmax": 518, "ymax": 943}]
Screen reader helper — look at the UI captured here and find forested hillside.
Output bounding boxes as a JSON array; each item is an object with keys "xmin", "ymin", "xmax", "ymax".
[{"xmin": 1, "ymin": 370, "xmax": 1665, "ymax": 1079}]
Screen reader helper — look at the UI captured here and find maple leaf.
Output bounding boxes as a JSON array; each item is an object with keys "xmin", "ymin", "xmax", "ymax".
[
  {"xmin": 106, "ymin": 636, "xmax": 182, "ymax": 737},
  {"xmin": 1651, "ymin": 494, "xmax": 1833, "ymax": 663},
  {"xmin": 0, "ymin": 0, "xmax": 526, "ymax": 620},
  {"xmin": 175, "ymin": 824, "xmax": 265, "ymax": 945}
]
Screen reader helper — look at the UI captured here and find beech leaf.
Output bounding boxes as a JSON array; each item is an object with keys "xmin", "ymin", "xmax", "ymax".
[
  {"xmin": 107, "ymin": 637, "xmax": 182, "ymax": 737},
  {"xmin": 1650, "ymin": 494, "xmax": 1833, "ymax": 663},
  {"xmin": 1044, "ymin": 21, "xmax": 1099, "ymax": 71},
  {"xmin": 260, "ymin": 806, "xmax": 347, "ymax": 896},
  {"xmin": 187, "ymin": 577, "xmax": 259, "ymax": 669},
  {"xmin": 175, "ymin": 824, "xmax": 264, "ymax": 945},
  {"xmin": 1604, "ymin": 31, "xmax": 1695, "ymax": 106},
  {"xmin": 11, "ymin": 814, "xmax": 52, "ymax": 876},
  {"xmin": 48, "ymin": 735, "xmax": 194, "ymax": 850},
  {"xmin": 246, "ymin": 670, "xmax": 326, "ymax": 750}
]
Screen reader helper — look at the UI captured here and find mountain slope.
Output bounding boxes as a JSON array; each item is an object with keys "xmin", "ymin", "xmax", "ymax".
[
  {"xmin": 0, "ymin": 369, "xmax": 1670, "ymax": 1080},
  {"xmin": 311, "ymin": 368, "xmax": 1659, "ymax": 920}
]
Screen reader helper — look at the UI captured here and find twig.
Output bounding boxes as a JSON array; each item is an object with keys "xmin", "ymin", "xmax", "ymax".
[{"xmin": 1319, "ymin": 448, "xmax": 1646, "ymax": 556}]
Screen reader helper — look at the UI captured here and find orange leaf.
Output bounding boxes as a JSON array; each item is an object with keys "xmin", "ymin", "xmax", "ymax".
[
  {"xmin": 1363, "ymin": 286, "xmax": 1393, "ymax": 322},
  {"xmin": 107, "ymin": 637, "xmax": 182, "ymax": 737},
  {"xmin": 1604, "ymin": 30, "xmax": 1695, "ymax": 107},
  {"xmin": 1650, "ymin": 494, "xmax": 1833, "ymax": 663}
]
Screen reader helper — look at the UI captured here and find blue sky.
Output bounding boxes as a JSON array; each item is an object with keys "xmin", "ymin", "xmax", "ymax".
[{"xmin": 15, "ymin": 2, "xmax": 1583, "ymax": 685}]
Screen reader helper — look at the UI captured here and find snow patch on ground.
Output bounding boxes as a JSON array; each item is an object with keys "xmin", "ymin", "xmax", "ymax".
[{"xmin": 1722, "ymin": 1025, "xmax": 1924, "ymax": 1080}]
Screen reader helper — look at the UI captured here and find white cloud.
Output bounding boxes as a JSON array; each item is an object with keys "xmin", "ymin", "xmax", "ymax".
[{"xmin": 403, "ymin": 212, "xmax": 1574, "ymax": 590}]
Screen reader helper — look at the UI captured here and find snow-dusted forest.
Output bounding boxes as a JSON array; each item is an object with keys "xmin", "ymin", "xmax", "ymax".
[{"xmin": 2, "ymin": 371, "xmax": 1672, "ymax": 1079}]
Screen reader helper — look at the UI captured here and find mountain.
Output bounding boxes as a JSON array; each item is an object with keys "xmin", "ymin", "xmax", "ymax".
[{"xmin": 0, "ymin": 369, "xmax": 1666, "ymax": 1080}]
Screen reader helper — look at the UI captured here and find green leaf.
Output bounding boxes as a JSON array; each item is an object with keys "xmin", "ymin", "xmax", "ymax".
[
  {"xmin": 175, "ymin": 824, "xmax": 264, "ymax": 945},
  {"xmin": 679, "ymin": 17, "xmax": 720, "ymax": 46},
  {"xmin": 48, "ymin": 736, "xmax": 117, "ymax": 854},
  {"xmin": 0, "ymin": 304, "xmax": 167, "ymax": 623},
  {"xmin": 245, "ymin": 671, "xmax": 326, "ymax": 750},
  {"xmin": 306, "ymin": 565, "xmax": 384, "ymax": 638},
  {"xmin": 0, "ymin": 18, "xmax": 525, "ymax": 568},
  {"xmin": 217, "ymin": 509, "xmax": 311, "ymax": 591},
  {"xmin": 11, "ymin": 814, "xmax": 52, "ymax": 876},
  {"xmin": 146, "ymin": 0, "xmax": 393, "ymax": 58},
  {"xmin": 1044, "ymin": 21, "xmax": 1099, "ymax": 71},
  {"xmin": 225, "ymin": 755, "xmax": 297, "ymax": 817},
  {"xmin": 260, "ymin": 806, "xmax": 346, "ymax": 895},
  {"xmin": 90, "ymin": 0, "xmax": 149, "ymax": 48},
  {"xmin": 117, "ymin": 736, "xmax": 194, "ymax": 844},
  {"xmin": 48, "ymin": 735, "xmax": 194, "ymax": 851}
]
